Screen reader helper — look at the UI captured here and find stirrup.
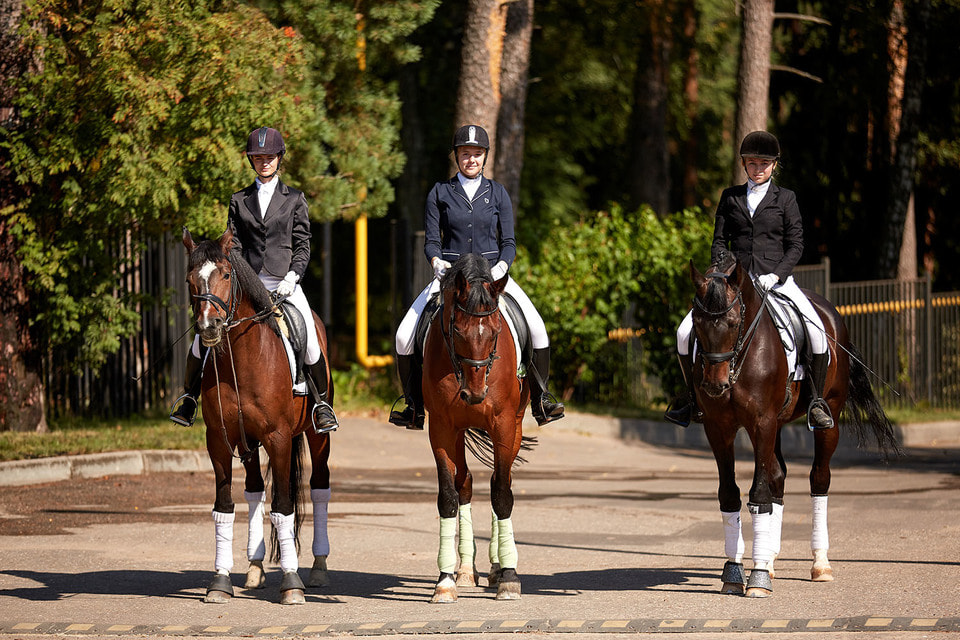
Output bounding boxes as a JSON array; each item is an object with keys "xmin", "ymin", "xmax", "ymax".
[
  {"xmin": 311, "ymin": 400, "xmax": 339, "ymax": 434},
  {"xmin": 807, "ymin": 398, "xmax": 835, "ymax": 431},
  {"xmin": 532, "ymin": 392, "xmax": 564, "ymax": 426},
  {"xmin": 388, "ymin": 396, "xmax": 424, "ymax": 430},
  {"xmin": 169, "ymin": 394, "xmax": 198, "ymax": 427}
]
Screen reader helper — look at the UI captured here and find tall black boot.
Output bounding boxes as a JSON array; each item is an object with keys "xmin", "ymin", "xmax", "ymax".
[
  {"xmin": 664, "ymin": 352, "xmax": 701, "ymax": 428},
  {"xmin": 306, "ymin": 353, "xmax": 339, "ymax": 434},
  {"xmin": 389, "ymin": 354, "xmax": 424, "ymax": 430},
  {"xmin": 170, "ymin": 350, "xmax": 205, "ymax": 427},
  {"xmin": 530, "ymin": 347, "xmax": 564, "ymax": 425},
  {"xmin": 806, "ymin": 352, "xmax": 835, "ymax": 430}
]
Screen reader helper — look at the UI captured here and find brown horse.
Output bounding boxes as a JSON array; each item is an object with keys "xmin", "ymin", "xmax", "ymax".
[
  {"xmin": 689, "ymin": 256, "xmax": 900, "ymax": 598},
  {"xmin": 421, "ymin": 253, "xmax": 534, "ymax": 603},
  {"xmin": 183, "ymin": 228, "xmax": 333, "ymax": 605}
]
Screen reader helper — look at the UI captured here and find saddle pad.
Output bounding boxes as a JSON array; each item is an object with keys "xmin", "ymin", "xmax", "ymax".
[
  {"xmin": 764, "ymin": 294, "xmax": 803, "ymax": 379},
  {"xmin": 280, "ymin": 334, "xmax": 308, "ymax": 396}
]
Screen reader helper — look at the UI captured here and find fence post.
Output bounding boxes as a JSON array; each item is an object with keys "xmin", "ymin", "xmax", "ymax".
[{"xmin": 925, "ymin": 272, "xmax": 933, "ymax": 404}]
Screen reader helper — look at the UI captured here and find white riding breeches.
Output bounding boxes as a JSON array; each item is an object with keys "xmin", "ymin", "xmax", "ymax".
[
  {"xmin": 676, "ymin": 275, "xmax": 827, "ymax": 356},
  {"xmin": 395, "ymin": 276, "xmax": 549, "ymax": 357},
  {"xmin": 191, "ymin": 276, "xmax": 320, "ymax": 365}
]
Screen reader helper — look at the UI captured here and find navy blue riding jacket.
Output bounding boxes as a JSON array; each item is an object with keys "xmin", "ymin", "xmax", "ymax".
[
  {"xmin": 423, "ymin": 175, "xmax": 516, "ymax": 269},
  {"xmin": 711, "ymin": 182, "xmax": 803, "ymax": 284}
]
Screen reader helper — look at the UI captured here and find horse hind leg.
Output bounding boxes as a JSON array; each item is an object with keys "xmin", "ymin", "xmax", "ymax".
[
  {"xmin": 243, "ymin": 491, "xmax": 267, "ymax": 589},
  {"xmin": 308, "ymin": 488, "xmax": 331, "ymax": 587},
  {"xmin": 810, "ymin": 495, "xmax": 834, "ymax": 581}
]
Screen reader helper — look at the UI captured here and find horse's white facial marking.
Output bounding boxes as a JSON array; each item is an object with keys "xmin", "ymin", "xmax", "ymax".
[{"xmin": 198, "ymin": 260, "xmax": 217, "ymax": 292}]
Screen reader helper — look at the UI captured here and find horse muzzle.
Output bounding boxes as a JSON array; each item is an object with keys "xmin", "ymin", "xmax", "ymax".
[
  {"xmin": 459, "ymin": 386, "xmax": 488, "ymax": 405},
  {"xmin": 197, "ymin": 316, "xmax": 225, "ymax": 347}
]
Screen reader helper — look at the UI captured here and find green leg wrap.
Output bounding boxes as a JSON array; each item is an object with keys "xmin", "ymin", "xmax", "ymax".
[
  {"xmin": 489, "ymin": 510, "xmax": 500, "ymax": 565},
  {"xmin": 497, "ymin": 517, "xmax": 518, "ymax": 570},
  {"xmin": 458, "ymin": 504, "xmax": 476, "ymax": 568},
  {"xmin": 437, "ymin": 517, "xmax": 457, "ymax": 574}
]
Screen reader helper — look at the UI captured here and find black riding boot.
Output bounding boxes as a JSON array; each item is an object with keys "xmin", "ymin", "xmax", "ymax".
[
  {"xmin": 664, "ymin": 352, "xmax": 701, "ymax": 428},
  {"xmin": 170, "ymin": 350, "xmax": 205, "ymax": 426},
  {"xmin": 306, "ymin": 355, "xmax": 339, "ymax": 434},
  {"xmin": 530, "ymin": 347, "xmax": 565, "ymax": 425},
  {"xmin": 389, "ymin": 354, "xmax": 425, "ymax": 430},
  {"xmin": 806, "ymin": 352, "xmax": 835, "ymax": 430}
]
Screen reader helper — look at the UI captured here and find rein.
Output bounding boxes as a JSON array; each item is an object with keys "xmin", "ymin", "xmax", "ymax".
[
  {"xmin": 694, "ymin": 272, "xmax": 769, "ymax": 386},
  {"xmin": 441, "ymin": 298, "xmax": 502, "ymax": 389}
]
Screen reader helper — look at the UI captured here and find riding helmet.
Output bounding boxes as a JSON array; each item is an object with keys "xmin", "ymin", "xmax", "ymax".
[
  {"xmin": 245, "ymin": 126, "xmax": 286, "ymax": 157},
  {"xmin": 739, "ymin": 131, "xmax": 780, "ymax": 160},
  {"xmin": 452, "ymin": 124, "xmax": 490, "ymax": 151}
]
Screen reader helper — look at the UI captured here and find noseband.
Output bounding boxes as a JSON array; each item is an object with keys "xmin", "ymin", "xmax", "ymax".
[
  {"xmin": 442, "ymin": 299, "xmax": 501, "ymax": 390},
  {"xmin": 693, "ymin": 272, "xmax": 766, "ymax": 385}
]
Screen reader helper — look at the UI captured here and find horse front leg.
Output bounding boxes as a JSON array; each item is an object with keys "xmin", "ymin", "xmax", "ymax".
[
  {"xmin": 488, "ymin": 418, "xmax": 521, "ymax": 601},
  {"xmin": 809, "ymin": 423, "xmax": 840, "ymax": 582},
  {"xmin": 430, "ymin": 422, "xmax": 461, "ymax": 604},
  {"xmin": 744, "ymin": 419, "xmax": 785, "ymax": 598},
  {"xmin": 454, "ymin": 433, "xmax": 478, "ymax": 588},
  {"xmin": 241, "ymin": 449, "xmax": 267, "ymax": 589},
  {"xmin": 705, "ymin": 424, "xmax": 745, "ymax": 596},
  {"xmin": 307, "ymin": 430, "xmax": 332, "ymax": 588},
  {"xmin": 206, "ymin": 436, "xmax": 236, "ymax": 604}
]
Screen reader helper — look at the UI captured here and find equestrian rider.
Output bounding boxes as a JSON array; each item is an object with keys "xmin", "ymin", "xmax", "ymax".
[
  {"xmin": 170, "ymin": 126, "xmax": 338, "ymax": 434},
  {"xmin": 390, "ymin": 124, "xmax": 565, "ymax": 429},
  {"xmin": 665, "ymin": 130, "xmax": 834, "ymax": 430}
]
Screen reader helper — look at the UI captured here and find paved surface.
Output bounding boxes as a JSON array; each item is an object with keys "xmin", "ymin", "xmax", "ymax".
[{"xmin": 0, "ymin": 412, "xmax": 958, "ymax": 639}]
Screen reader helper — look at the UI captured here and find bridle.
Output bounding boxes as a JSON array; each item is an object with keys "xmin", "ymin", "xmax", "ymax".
[
  {"xmin": 441, "ymin": 297, "xmax": 501, "ymax": 391},
  {"xmin": 693, "ymin": 271, "xmax": 767, "ymax": 386}
]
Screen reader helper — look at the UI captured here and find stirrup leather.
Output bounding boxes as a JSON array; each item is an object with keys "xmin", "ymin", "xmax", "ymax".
[{"xmin": 169, "ymin": 394, "xmax": 198, "ymax": 427}]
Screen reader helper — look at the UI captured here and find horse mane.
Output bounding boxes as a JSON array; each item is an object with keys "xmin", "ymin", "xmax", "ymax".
[
  {"xmin": 701, "ymin": 274, "xmax": 731, "ymax": 315},
  {"xmin": 441, "ymin": 253, "xmax": 495, "ymax": 311},
  {"xmin": 187, "ymin": 236, "xmax": 279, "ymax": 334}
]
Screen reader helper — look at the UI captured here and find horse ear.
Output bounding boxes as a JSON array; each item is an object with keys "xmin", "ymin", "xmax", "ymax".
[
  {"xmin": 182, "ymin": 226, "xmax": 195, "ymax": 252},
  {"xmin": 218, "ymin": 228, "xmax": 234, "ymax": 254},
  {"xmin": 490, "ymin": 272, "xmax": 508, "ymax": 297},
  {"xmin": 690, "ymin": 259, "xmax": 706, "ymax": 289}
]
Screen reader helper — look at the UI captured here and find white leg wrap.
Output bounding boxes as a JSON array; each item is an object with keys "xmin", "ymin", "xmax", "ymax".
[
  {"xmin": 771, "ymin": 502, "xmax": 784, "ymax": 557},
  {"xmin": 489, "ymin": 510, "xmax": 500, "ymax": 565},
  {"xmin": 244, "ymin": 491, "xmax": 266, "ymax": 562},
  {"xmin": 722, "ymin": 510, "xmax": 745, "ymax": 562},
  {"xmin": 457, "ymin": 504, "xmax": 476, "ymax": 568},
  {"xmin": 811, "ymin": 495, "xmax": 829, "ymax": 551},
  {"xmin": 269, "ymin": 511, "xmax": 299, "ymax": 574},
  {"xmin": 750, "ymin": 510, "xmax": 775, "ymax": 568},
  {"xmin": 212, "ymin": 510, "xmax": 235, "ymax": 575},
  {"xmin": 437, "ymin": 517, "xmax": 457, "ymax": 574},
  {"xmin": 311, "ymin": 488, "xmax": 331, "ymax": 557},
  {"xmin": 496, "ymin": 517, "xmax": 518, "ymax": 570}
]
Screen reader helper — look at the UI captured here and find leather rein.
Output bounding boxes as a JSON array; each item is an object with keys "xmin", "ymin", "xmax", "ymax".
[{"xmin": 693, "ymin": 272, "xmax": 768, "ymax": 386}]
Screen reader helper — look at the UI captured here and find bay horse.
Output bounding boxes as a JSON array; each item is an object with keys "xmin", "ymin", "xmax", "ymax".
[
  {"xmin": 183, "ymin": 228, "xmax": 333, "ymax": 605},
  {"xmin": 421, "ymin": 253, "xmax": 535, "ymax": 603},
  {"xmin": 689, "ymin": 256, "xmax": 900, "ymax": 598}
]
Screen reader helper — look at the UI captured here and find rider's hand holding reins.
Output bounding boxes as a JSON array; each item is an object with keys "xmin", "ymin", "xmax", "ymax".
[
  {"xmin": 755, "ymin": 273, "xmax": 779, "ymax": 291},
  {"xmin": 276, "ymin": 271, "xmax": 298, "ymax": 297},
  {"xmin": 490, "ymin": 260, "xmax": 508, "ymax": 281},
  {"xmin": 432, "ymin": 257, "xmax": 451, "ymax": 279}
]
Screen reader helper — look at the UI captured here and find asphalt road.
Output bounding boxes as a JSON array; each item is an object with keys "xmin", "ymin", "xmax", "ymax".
[{"xmin": 1, "ymin": 413, "xmax": 958, "ymax": 639}]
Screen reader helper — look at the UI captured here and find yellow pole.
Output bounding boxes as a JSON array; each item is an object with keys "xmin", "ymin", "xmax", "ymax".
[{"xmin": 355, "ymin": 214, "xmax": 393, "ymax": 368}]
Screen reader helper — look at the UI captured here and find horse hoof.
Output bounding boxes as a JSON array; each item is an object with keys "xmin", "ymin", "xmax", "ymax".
[
  {"xmin": 431, "ymin": 575, "xmax": 458, "ymax": 604},
  {"xmin": 204, "ymin": 573, "xmax": 234, "ymax": 603},
  {"xmin": 495, "ymin": 568, "xmax": 521, "ymax": 600},
  {"xmin": 456, "ymin": 566, "xmax": 478, "ymax": 587},
  {"xmin": 487, "ymin": 563, "xmax": 501, "ymax": 588},
  {"xmin": 280, "ymin": 588, "xmax": 305, "ymax": 605},
  {"xmin": 745, "ymin": 568, "xmax": 772, "ymax": 598},
  {"xmin": 811, "ymin": 566, "xmax": 835, "ymax": 582},
  {"xmin": 745, "ymin": 586, "xmax": 772, "ymax": 598},
  {"xmin": 308, "ymin": 556, "xmax": 330, "ymax": 587},
  {"xmin": 244, "ymin": 560, "xmax": 266, "ymax": 589},
  {"xmin": 720, "ymin": 582, "xmax": 745, "ymax": 596},
  {"xmin": 204, "ymin": 590, "xmax": 231, "ymax": 604}
]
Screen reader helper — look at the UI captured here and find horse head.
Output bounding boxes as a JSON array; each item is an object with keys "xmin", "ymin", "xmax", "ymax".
[
  {"xmin": 441, "ymin": 255, "xmax": 508, "ymax": 405},
  {"xmin": 690, "ymin": 257, "xmax": 751, "ymax": 398},
  {"xmin": 183, "ymin": 227, "xmax": 236, "ymax": 348}
]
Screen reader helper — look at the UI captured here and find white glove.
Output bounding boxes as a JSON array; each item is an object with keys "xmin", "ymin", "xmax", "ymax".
[
  {"xmin": 490, "ymin": 260, "xmax": 509, "ymax": 281},
  {"xmin": 756, "ymin": 273, "xmax": 779, "ymax": 291},
  {"xmin": 432, "ymin": 257, "xmax": 451, "ymax": 279},
  {"xmin": 276, "ymin": 271, "xmax": 298, "ymax": 297}
]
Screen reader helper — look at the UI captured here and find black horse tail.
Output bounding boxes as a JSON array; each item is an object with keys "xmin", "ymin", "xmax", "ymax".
[
  {"xmin": 841, "ymin": 344, "xmax": 903, "ymax": 460},
  {"xmin": 464, "ymin": 428, "xmax": 538, "ymax": 470},
  {"xmin": 270, "ymin": 433, "xmax": 306, "ymax": 563}
]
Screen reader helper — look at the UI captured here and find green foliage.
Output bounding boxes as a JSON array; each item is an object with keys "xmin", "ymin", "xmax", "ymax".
[{"xmin": 510, "ymin": 205, "xmax": 713, "ymax": 403}]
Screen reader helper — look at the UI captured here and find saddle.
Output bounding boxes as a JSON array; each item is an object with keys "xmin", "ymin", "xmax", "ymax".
[
  {"xmin": 413, "ymin": 292, "xmax": 533, "ymax": 375},
  {"xmin": 762, "ymin": 290, "xmax": 813, "ymax": 380},
  {"xmin": 275, "ymin": 299, "xmax": 308, "ymax": 389}
]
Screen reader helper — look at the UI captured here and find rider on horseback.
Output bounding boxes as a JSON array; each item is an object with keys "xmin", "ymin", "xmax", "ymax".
[
  {"xmin": 390, "ymin": 124, "xmax": 565, "ymax": 429},
  {"xmin": 665, "ymin": 131, "xmax": 834, "ymax": 430},
  {"xmin": 170, "ymin": 126, "xmax": 338, "ymax": 434}
]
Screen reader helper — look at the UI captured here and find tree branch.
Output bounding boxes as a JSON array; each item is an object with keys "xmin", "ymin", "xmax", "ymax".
[
  {"xmin": 773, "ymin": 12, "xmax": 831, "ymax": 26},
  {"xmin": 770, "ymin": 64, "xmax": 823, "ymax": 83}
]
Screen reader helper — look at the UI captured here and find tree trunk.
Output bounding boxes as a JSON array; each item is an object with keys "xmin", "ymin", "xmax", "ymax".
[
  {"xmin": 879, "ymin": 0, "xmax": 929, "ymax": 278},
  {"xmin": 455, "ymin": 0, "xmax": 509, "ymax": 178},
  {"xmin": 0, "ymin": 0, "xmax": 47, "ymax": 432},
  {"xmin": 493, "ymin": 0, "xmax": 532, "ymax": 209},
  {"xmin": 680, "ymin": 0, "xmax": 700, "ymax": 209},
  {"xmin": 627, "ymin": 0, "xmax": 671, "ymax": 215},
  {"xmin": 732, "ymin": 0, "xmax": 774, "ymax": 184}
]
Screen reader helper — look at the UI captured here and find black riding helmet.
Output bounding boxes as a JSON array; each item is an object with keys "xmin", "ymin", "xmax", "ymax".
[
  {"xmin": 452, "ymin": 124, "xmax": 490, "ymax": 151},
  {"xmin": 245, "ymin": 126, "xmax": 286, "ymax": 177},
  {"xmin": 739, "ymin": 130, "xmax": 780, "ymax": 160}
]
